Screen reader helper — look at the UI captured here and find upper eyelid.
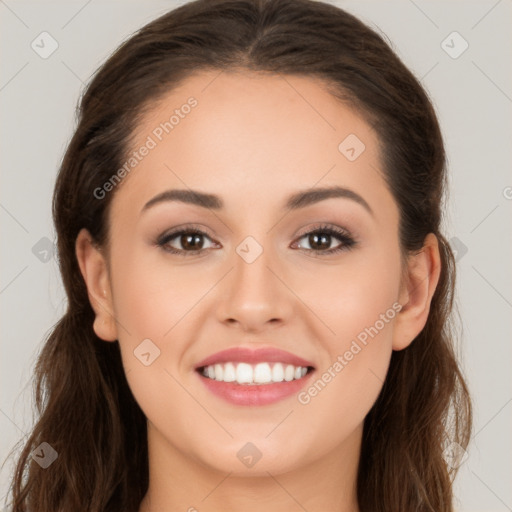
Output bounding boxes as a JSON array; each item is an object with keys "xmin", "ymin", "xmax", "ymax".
[
  {"xmin": 157, "ymin": 224, "xmax": 215, "ymax": 242},
  {"xmin": 294, "ymin": 224, "xmax": 351, "ymax": 238}
]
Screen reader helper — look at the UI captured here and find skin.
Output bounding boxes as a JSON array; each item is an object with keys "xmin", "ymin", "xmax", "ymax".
[{"xmin": 76, "ymin": 70, "xmax": 441, "ymax": 512}]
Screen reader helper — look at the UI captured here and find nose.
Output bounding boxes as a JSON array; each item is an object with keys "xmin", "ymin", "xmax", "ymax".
[{"xmin": 216, "ymin": 243, "xmax": 294, "ymax": 334}]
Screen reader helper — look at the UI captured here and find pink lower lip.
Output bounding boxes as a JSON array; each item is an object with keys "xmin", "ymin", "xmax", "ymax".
[{"xmin": 196, "ymin": 370, "xmax": 315, "ymax": 406}]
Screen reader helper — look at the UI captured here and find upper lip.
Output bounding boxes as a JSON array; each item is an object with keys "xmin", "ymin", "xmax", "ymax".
[{"xmin": 194, "ymin": 346, "xmax": 315, "ymax": 370}]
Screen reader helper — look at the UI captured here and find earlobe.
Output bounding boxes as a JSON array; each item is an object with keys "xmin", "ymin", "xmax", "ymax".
[
  {"xmin": 75, "ymin": 228, "xmax": 118, "ymax": 342},
  {"xmin": 392, "ymin": 233, "xmax": 442, "ymax": 351}
]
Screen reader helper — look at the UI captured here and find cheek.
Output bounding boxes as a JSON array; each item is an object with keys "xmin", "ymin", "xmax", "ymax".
[
  {"xmin": 106, "ymin": 242, "xmax": 210, "ymax": 414},
  {"xmin": 107, "ymin": 244, "xmax": 205, "ymax": 432},
  {"xmin": 294, "ymin": 337, "xmax": 393, "ymax": 467},
  {"xmin": 290, "ymin": 239, "xmax": 402, "ymax": 346},
  {"xmin": 289, "ymin": 245, "xmax": 400, "ymax": 439},
  {"xmin": 109, "ymin": 240, "xmax": 209, "ymax": 345}
]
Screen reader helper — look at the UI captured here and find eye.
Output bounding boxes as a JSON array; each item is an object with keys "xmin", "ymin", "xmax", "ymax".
[
  {"xmin": 155, "ymin": 223, "xmax": 356, "ymax": 257},
  {"xmin": 156, "ymin": 226, "xmax": 217, "ymax": 256},
  {"xmin": 292, "ymin": 224, "xmax": 356, "ymax": 256}
]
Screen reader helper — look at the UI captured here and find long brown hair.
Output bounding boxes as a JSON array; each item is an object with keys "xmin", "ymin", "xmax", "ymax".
[{"xmin": 5, "ymin": 0, "xmax": 472, "ymax": 510}]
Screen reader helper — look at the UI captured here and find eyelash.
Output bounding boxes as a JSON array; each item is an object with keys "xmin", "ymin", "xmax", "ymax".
[{"xmin": 155, "ymin": 223, "xmax": 357, "ymax": 257}]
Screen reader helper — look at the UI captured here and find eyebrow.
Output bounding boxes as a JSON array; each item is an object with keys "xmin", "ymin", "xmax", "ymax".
[{"xmin": 141, "ymin": 185, "xmax": 373, "ymax": 216}]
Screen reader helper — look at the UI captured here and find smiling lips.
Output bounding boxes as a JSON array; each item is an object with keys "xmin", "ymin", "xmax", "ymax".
[{"xmin": 195, "ymin": 346, "xmax": 316, "ymax": 406}]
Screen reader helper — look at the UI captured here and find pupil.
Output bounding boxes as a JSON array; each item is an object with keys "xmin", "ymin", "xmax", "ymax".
[
  {"xmin": 182, "ymin": 233, "xmax": 203, "ymax": 250},
  {"xmin": 310, "ymin": 233, "xmax": 330, "ymax": 250}
]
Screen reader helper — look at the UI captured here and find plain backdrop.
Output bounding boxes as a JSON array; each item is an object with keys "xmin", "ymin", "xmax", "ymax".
[{"xmin": 1, "ymin": 1, "xmax": 511, "ymax": 511}]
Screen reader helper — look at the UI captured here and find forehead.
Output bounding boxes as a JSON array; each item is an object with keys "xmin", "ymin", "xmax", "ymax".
[
  {"xmin": 112, "ymin": 69, "xmax": 395, "ymax": 224},
  {"xmin": 133, "ymin": 69, "xmax": 378, "ymax": 162}
]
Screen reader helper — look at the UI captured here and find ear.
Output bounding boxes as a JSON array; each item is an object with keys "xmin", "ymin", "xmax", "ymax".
[
  {"xmin": 75, "ymin": 228, "xmax": 118, "ymax": 342},
  {"xmin": 392, "ymin": 233, "xmax": 442, "ymax": 351}
]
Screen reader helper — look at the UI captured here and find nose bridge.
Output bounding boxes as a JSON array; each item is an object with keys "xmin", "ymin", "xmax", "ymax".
[
  {"xmin": 232, "ymin": 232, "xmax": 278, "ymax": 301},
  {"xmin": 217, "ymin": 231, "xmax": 291, "ymax": 329}
]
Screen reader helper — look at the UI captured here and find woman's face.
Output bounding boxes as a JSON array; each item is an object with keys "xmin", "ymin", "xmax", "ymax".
[{"xmin": 81, "ymin": 70, "xmax": 417, "ymax": 476}]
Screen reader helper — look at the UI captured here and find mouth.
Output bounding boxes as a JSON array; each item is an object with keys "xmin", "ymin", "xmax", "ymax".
[
  {"xmin": 194, "ymin": 347, "xmax": 316, "ymax": 406},
  {"xmin": 196, "ymin": 361, "xmax": 315, "ymax": 385}
]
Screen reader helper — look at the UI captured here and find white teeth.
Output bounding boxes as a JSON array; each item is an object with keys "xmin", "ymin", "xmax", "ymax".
[
  {"xmin": 200, "ymin": 362, "xmax": 311, "ymax": 385},
  {"xmin": 272, "ymin": 363, "xmax": 284, "ymax": 382},
  {"xmin": 223, "ymin": 362, "xmax": 236, "ymax": 382},
  {"xmin": 254, "ymin": 363, "xmax": 272, "ymax": 384},
  {"xmin": 214, "ymin": 364, "xmax": 224, "ymax": 381},
  {"xmin": 284, "ymin": 364, "xmax": 295, "ymax": 382},
  {"xmin": 236, "ymin": 363, "xmax": 253, "ymax": 384}
]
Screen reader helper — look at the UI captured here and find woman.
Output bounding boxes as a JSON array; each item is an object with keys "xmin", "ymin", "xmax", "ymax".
[{"xmin": 7, "ymin": 0, "xmax": 472, "ymax": 510}]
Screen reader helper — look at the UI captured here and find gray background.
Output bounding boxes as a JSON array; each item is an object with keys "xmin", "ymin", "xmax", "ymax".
[{"xmin": 1, "ymin": 1, "xmax": 511, "ymax": 510}]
